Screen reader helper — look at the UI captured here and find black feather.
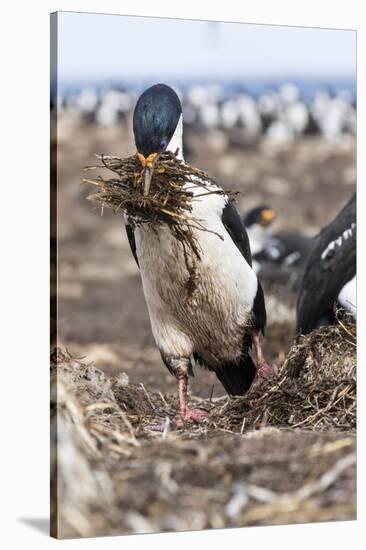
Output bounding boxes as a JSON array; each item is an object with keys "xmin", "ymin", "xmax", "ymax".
[
  {"xmin": 125, "ymin": 222, "xmax": 139, "ymax": 267},
  {"xmin": 195, "ymin": 335, "xmax": 256, "ymax": 396},
  {"xmin": 297, "ymin": 193, "xmax": 356, "ymax": 334},
  {"xmin": 133, "ymin": 84, "xmax": 182, "ymax": 157},
  {"xmin": 221, "ymin": 201, "xmax": 252, "ymax": 267},
  {"xmin": 215, "ymin": 353, "xmax": 256, "ymax": 395},
  {"xmin": 252, "ymin": 280, "xmax": 266, "ymax": 335}
]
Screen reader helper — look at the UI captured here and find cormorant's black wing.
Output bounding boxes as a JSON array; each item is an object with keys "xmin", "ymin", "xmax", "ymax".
[
  {"xmin": 252, "ymin": 280, "xmax": 266, "ymax": 335},
  {"xmin": 296, "ymin": 193, "xmax": 356, "ymax": 334},
  {"xmin": 221, "ymin": 200, "xmax": 252, "ymax": 267},
  {"xmin": 221, "ymin": 200, "xmax": 267, "ymax": 335},
  {"xmin": 125, "ymin": 223, "xmax": 139, "ymax": 267}
]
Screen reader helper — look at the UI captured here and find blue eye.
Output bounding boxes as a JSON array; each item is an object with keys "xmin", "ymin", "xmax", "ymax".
[{"xmin": 159, "ymin": 139, "xmax": 167, "ymax": 150}]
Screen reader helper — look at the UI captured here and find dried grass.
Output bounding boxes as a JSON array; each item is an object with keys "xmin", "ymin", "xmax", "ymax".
[
  {"xmin": 51, "ymin": 318, "xmax": 356, "ymax": 537},
  {"xmin": 204, "ymin": 320, "xmax": 356, "ymax": 434},
  {"xmin": 83, "ymin": 151, "xmax": 236, "ymax": 262}
]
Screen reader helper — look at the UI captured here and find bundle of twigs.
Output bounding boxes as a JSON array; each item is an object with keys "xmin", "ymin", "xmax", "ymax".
[{"xmin": 83, "ymin": 150, "xmax": 234, "ymax": 261}]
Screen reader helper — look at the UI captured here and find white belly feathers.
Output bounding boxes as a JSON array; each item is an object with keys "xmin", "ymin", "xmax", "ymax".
[
  {"xmin": 134, "ymin": 183, "xmax": 258, "ymax": 365},
  {"xmin": 338, "ymin": 275, "xmax": 356, "ymax": 319}
]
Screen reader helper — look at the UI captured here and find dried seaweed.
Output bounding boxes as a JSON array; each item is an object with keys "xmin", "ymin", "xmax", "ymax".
[{"xmin": 83, "ymin": 150, "xmax": 236, "ymax": 258}]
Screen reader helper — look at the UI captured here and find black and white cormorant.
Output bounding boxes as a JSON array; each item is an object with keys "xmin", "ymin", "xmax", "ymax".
[
  {"xmin": 296, "ymin": 193, "xmax": 356, "ymax": 334},
  {"xmin": 244, "ymin": 206, "xmax": 314, "ymax": 276},
  {"xmin": 243, "ymin": 205, "xmax": 276, "ymax": 259},
  {"xmin": 125, "ymin": 84, "xmax": 276, "ymax": 426}
]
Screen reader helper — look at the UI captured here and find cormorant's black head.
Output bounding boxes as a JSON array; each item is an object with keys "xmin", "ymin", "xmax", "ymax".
[
  {"xmin": 133, "ymin": 84, "xmax": 182, "ymax": 195},
  {"xmin": 133, "ymin": 84, "xmax": 182, "ymax": 158},
  {"xmin": 244, "ymin": 205, "xmax": 276, "ymax": 228}
]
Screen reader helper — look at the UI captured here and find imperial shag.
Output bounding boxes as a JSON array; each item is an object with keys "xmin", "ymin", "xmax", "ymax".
[
  {"xmin": 297, "ymin": 193, "xmax": 356, "ymax": 334},
  {"xmin": 125, "ymin": 83, "xmax": 276, "ymax": 426},
  {"xmin": 243, "ymin": 205, "xmax": 276, "ymax": 257},
  {"xmin": 244, "ymin": 205, "xmax": 314, "ymax": 275}
]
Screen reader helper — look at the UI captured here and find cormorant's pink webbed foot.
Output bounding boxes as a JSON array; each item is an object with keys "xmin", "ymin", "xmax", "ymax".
[
  {"xmin": 172, "ymin": 368, "xmax": 208, "ymax": 427},
  {"xmin": 251, "ymin": 333, "xmax": 278, "ymax": 386},
  {"xmin": 149, "ymin": 358, "xmax": 208, "ymax": 430}
]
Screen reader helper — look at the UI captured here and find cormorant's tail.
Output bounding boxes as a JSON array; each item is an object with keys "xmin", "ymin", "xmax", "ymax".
[{"xmin": 215, "ymin": 353, "xmax": 256, "ymax": 396}]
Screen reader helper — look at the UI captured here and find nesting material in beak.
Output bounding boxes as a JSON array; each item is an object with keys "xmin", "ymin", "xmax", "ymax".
[{"xmin": 137, "ymin": 152, "xmax": 159, "ymax": 196}]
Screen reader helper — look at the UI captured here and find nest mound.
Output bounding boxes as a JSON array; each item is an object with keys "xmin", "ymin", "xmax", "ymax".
[
  {"xmin": 83, "ymin": 151, "xmax": 234, "ymax": 259},
  {"xmin": 51, "ymin": 321, "xmax": 356, "ymax": 537},
  {"xmin": 51, "ymin": 319, "xmax": 356, "ymax": 448},
  {"xmin": 206, "ymin": 320, "xmax": 356, "ymax": 433}
]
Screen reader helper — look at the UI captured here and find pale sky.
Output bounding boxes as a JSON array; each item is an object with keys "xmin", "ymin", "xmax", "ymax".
[{"xmin": 56, "ymin": 11, "xmax": 356, "ymax": 83}]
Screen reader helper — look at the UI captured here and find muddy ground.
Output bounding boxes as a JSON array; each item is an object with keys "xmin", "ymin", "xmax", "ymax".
[{"xmin": 53, "ymin": 116, "xmax": 356, "ymax": 537}]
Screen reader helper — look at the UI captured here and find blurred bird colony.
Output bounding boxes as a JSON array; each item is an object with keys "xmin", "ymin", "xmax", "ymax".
[{"xmin": 53, "ymin": 14, "xmax": 356, "ymax": 147}]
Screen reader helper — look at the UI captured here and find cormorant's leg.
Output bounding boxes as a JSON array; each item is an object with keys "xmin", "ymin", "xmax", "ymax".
[
  {"xmin": 171, "ymin": 358, "xmax": 208, "ymax": 427},
  {"xmin": 251, "ymin": 333, "xmax": 278, "ymax": 385}
]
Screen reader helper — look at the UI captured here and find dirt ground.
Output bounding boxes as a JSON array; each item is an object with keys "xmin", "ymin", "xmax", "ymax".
[
  {"xmin": 52, "ymin": 117, "xmax": 356, "ymax": 538},
  {"xmin": 51, "ymin": 322, "xmax": 356, "ymax": 538}
]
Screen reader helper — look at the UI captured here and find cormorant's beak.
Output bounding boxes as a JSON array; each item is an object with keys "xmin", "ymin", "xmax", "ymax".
[
  {"xmin": 137, "ymin": 152, "xmax": 159, "ymax": 196},
  {"xmin": 143, "ymin": 167, "xmax": 153, "ymax": 197}
]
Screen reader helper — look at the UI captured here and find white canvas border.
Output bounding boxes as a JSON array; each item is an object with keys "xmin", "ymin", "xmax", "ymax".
[{"xmin": 0, "ymin": 0, "xmax": 364, "ymax": 548}]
